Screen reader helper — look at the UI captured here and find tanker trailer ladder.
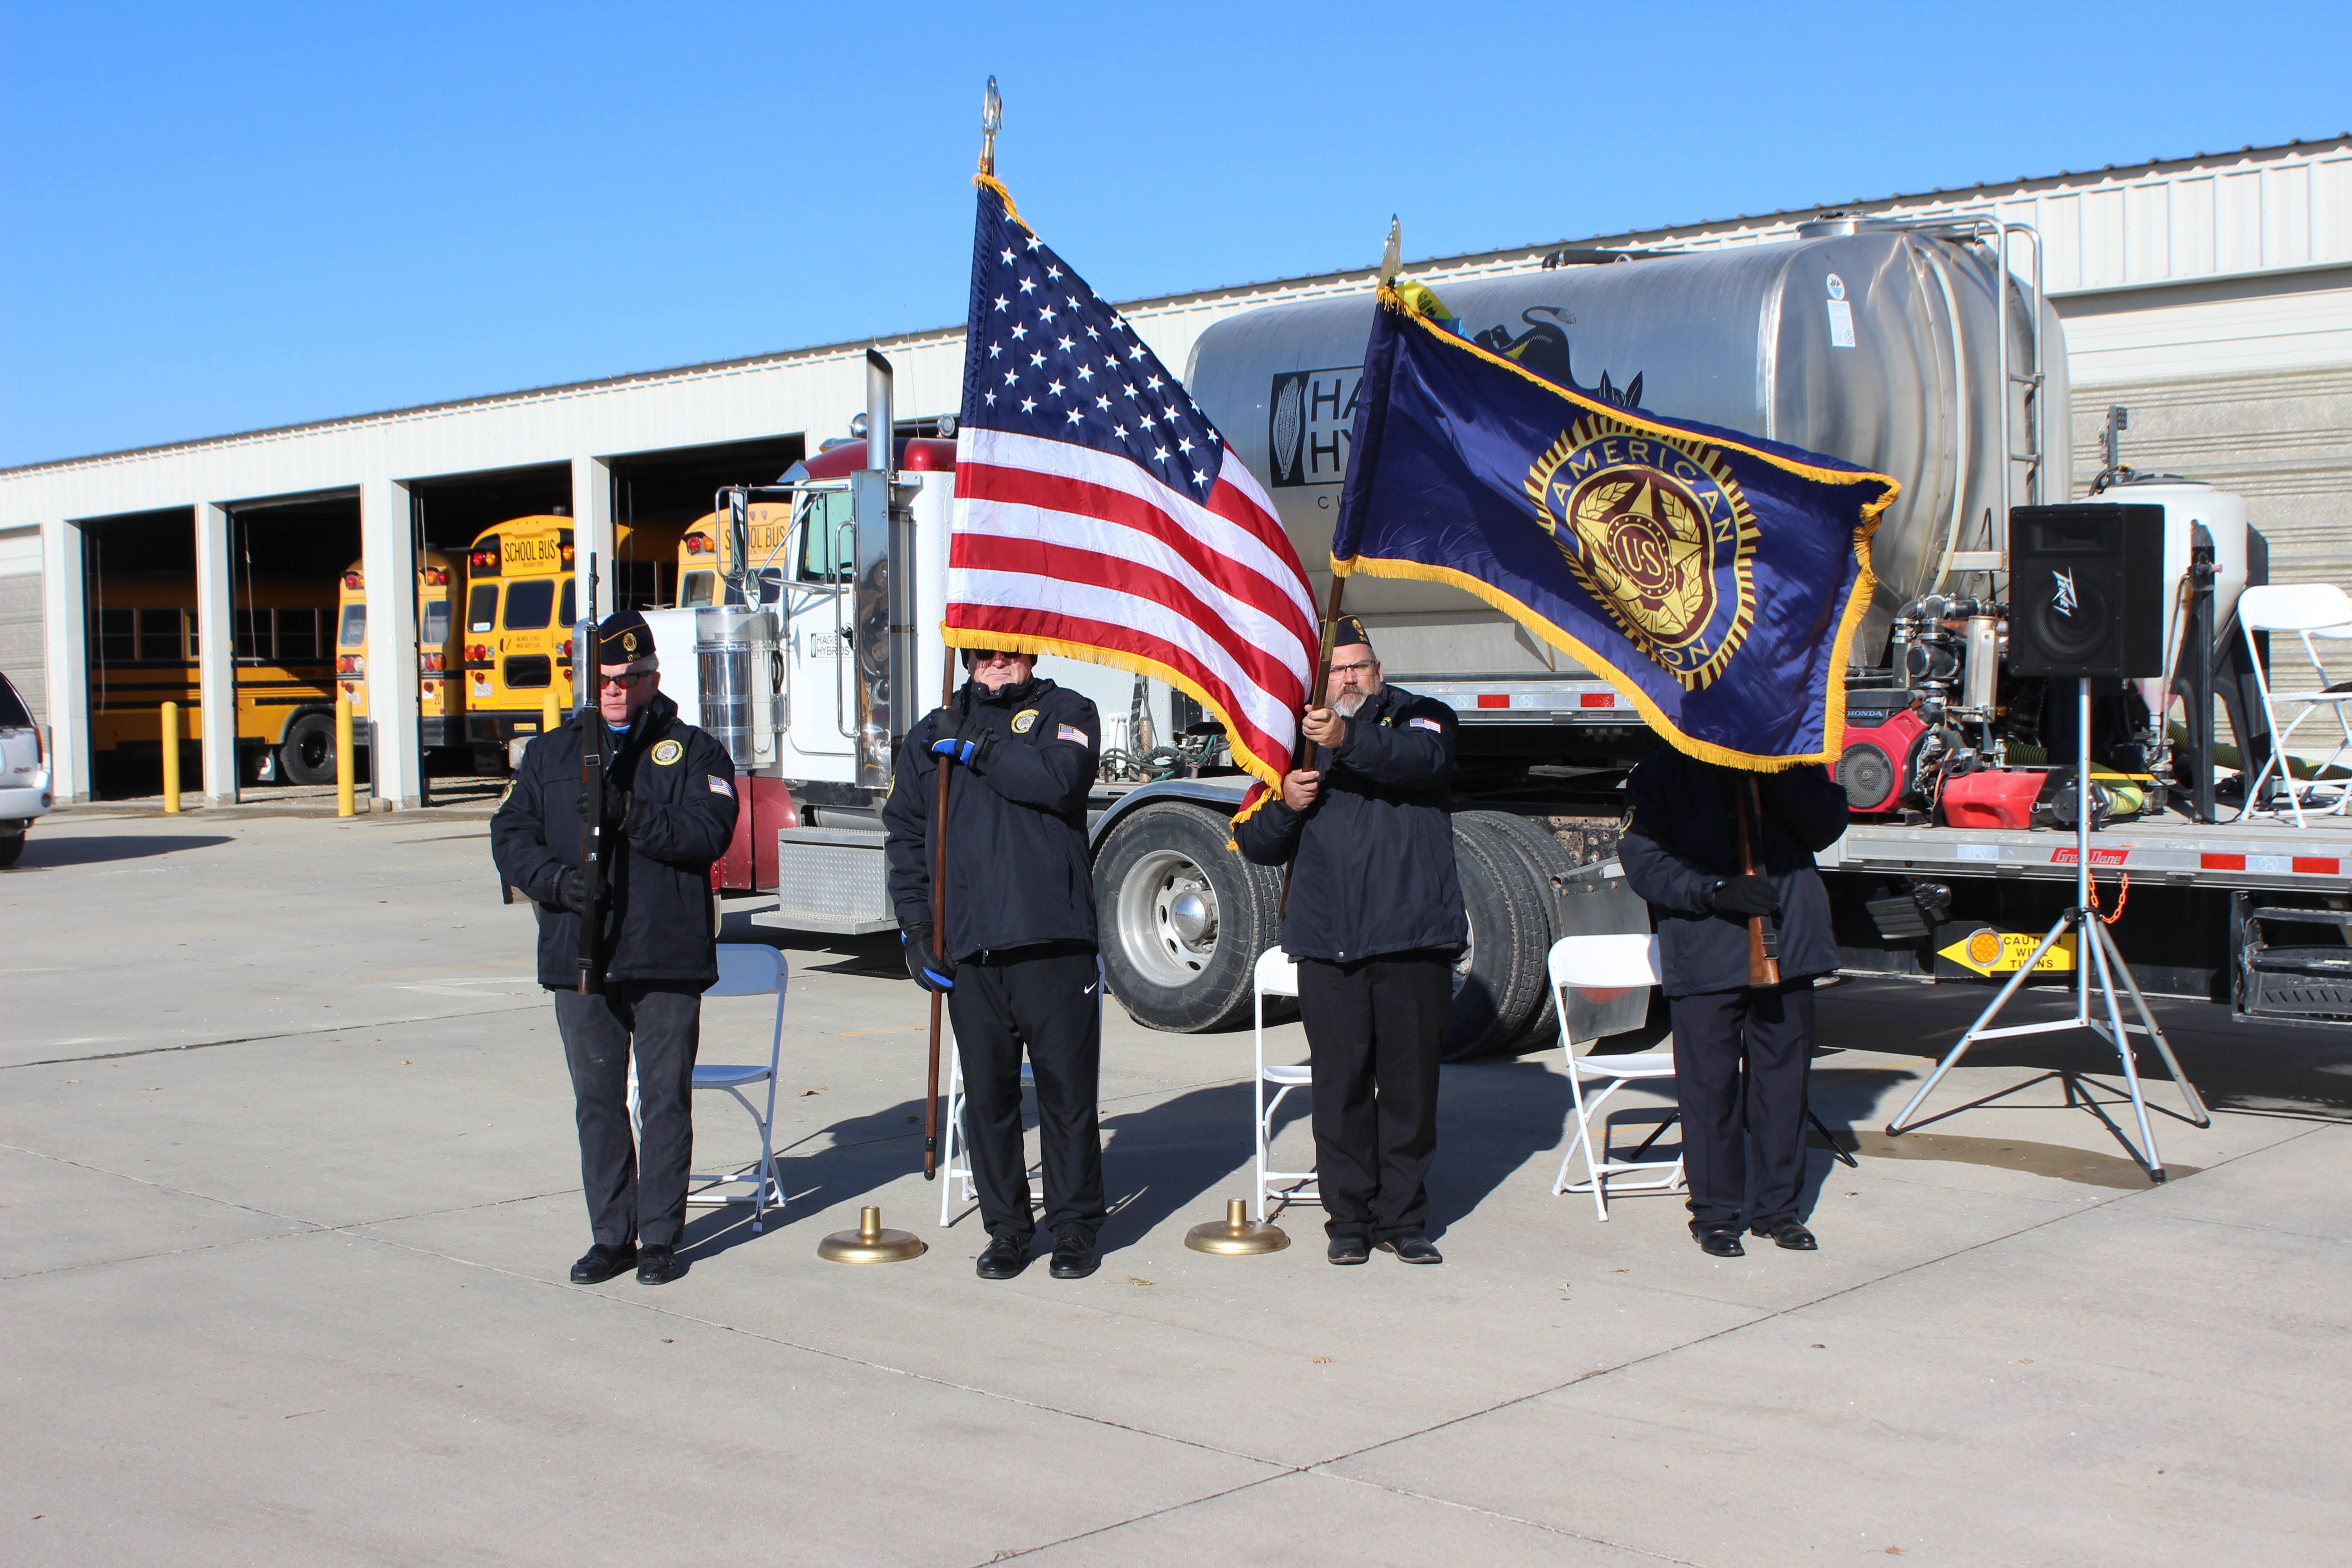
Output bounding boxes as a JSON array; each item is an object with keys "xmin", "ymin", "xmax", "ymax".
[
  {"xmin": 1929, "ymin": 216, "xmax": 2049, "ymax": 588},
  {"xmin": 1883, "ymin": 681, "xmax": 2211, "ymax": 1182}
]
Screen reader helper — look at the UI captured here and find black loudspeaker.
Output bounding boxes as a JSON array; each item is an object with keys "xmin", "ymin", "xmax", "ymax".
[{"xmin": 2008, "ymin": 505, "xmax": 2167, "ymax": 678}]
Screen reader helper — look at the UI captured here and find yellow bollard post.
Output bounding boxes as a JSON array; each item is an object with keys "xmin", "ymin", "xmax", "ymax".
[
  {"xmin": 161, "ymin": 701, "xmax": 181, "ymax": 813},
  {"xmin": 540, "ymin": 686, "xmax": 561, "ymax": 741},
  {"xmin": 334, "ymin": 694, "xmax": 355, "ymax": 818}
]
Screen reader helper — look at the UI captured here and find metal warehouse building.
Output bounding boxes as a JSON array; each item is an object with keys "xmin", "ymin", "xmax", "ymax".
[{"xmin": 3, "ymin": 136, "xmax": 2345, "ymax": 809}]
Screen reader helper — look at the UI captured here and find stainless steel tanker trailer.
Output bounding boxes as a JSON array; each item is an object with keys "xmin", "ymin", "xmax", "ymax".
[{"xmin": 652, "ymin": 217, "xmax": 2350, "ymax": 1049}]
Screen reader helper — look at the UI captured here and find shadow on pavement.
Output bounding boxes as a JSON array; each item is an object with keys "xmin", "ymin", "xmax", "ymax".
[
  {"xmin": 9, "ymin": 833, "xmax": 235, "ymax": 869},
  {"xmin": 676, "ymin": 1094, "xmax": 930, "ymax": 1264}
]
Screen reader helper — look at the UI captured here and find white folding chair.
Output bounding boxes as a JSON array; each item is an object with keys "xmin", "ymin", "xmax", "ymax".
[
  {"xmin": 629, "ymin": 943, "xmax": 788, "ymax": 1232},
  {"xmin": 2238, "ymin": 583, "xmax": 2352, "ymax": 827},
  {"xmin": 1548, "ymin": 934, "xmax": 1683, "ymax": 1221},
  {"xmin": 937, "ymin": 957, "xmax": 1104, "ymax": 1227},
  {"xmin": 939, "ymin": 1046, "xmax": 1039, "ymax": 1226},
  {"xmin": 1252, "ymin": 947, "xmax": 1318, "ymax": 1222}
]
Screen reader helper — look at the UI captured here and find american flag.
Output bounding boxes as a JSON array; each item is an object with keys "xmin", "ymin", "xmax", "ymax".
[{"xmin": 947, "ymin": 176, "xmax": 1317, "ymax": 816}]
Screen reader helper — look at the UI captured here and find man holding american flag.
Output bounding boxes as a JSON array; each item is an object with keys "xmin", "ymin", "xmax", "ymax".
[{"xmin": 887, "ymin": 168, "xmax": 1317, "ymax": 1278}]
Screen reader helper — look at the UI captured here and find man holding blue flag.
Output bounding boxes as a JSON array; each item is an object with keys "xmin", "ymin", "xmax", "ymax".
[{"xmin": 1329, "ymin": 279, "xmax": 1894, "ymax": 1256}]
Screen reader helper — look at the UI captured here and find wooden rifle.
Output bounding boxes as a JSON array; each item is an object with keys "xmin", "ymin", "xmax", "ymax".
[{"xmin": 1735, "ymin": 773, "xmax": 1780, "ymax": 987}]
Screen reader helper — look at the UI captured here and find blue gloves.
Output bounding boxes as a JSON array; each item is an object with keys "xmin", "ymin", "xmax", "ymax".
[
  {"xmin": 902, "ymin": 925, "xmax": 955, "ymax": 992},
  {"xmin": 926, "ymin": 707, "xmax": 994, "ymax": 769}
]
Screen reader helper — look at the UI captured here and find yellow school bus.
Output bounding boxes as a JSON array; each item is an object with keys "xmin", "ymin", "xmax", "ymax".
[
  {"xmin": 329, "ymin": 552, "xmax": 462, "ymax": 775},
  {"xmin": 676, "ymin": 500, "xmax": 817, "ymax": 608},
  {"xmin": 85, "ymin": 572, "xmax": 337, "ymax": 784},
  {"xmin": 459, "ymin": 516, "xmax": 680, "ymax": 750}
]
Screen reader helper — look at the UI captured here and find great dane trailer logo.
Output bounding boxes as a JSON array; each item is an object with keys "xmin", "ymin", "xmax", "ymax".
[
  {"xmin": 1524, "ymin": 412, "xmax": 1760, "ymax": 691},
  {"xmin": 1266, "ymin": 367, "xmax": 1361, "ymax": 487}
]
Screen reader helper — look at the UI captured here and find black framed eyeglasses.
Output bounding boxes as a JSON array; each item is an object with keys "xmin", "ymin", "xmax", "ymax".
[{"xmin": 598, "ymin": 670, "xmax": 654, "ymax": 690}]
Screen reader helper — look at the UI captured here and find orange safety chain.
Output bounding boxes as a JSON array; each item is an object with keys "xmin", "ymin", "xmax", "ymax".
[{"xmin": 2086, "ymin": 870, "xmax": 2131, "ymax": 925}]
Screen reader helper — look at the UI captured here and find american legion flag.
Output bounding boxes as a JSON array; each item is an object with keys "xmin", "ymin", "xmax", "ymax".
[
  {"xmin": 1333, "ymin": 283, "xmax": 1900, "ymax": 769},
  {"xmin": 946, "ymin": 175, "xmax": 1317, "ymax": 818}
]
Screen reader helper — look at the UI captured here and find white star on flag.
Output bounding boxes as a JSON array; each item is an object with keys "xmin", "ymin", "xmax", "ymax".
[{"xmin": 949, "ymin": 176, "xmax": 1318, "ymax": 826}]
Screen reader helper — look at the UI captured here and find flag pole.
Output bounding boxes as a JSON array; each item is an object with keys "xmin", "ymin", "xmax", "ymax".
[
  {"xmin": 1278, "ymin": 573, "xmax": 1348, "ymax": 917},
  {"xmin": 1277, "ymin": 217, "xmax": 1396, "ymax": 915},
  {"xmin": 923, "ymin": 651, "xmax": 954, "ymax": 1179},
  {"xmin": 924, "ymin": 75, "xmax": 1004, "ymax": 1181}
]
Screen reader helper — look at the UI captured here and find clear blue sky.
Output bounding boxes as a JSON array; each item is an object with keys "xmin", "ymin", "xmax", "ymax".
[{"xmin": 4, "ymin": 1, "xmax": 2345, "ymax": 468}]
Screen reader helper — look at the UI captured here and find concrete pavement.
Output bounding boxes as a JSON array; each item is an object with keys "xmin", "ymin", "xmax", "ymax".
[{"xmin": 4, "ymin": 810, "xmax": 2347, "ymax": 1565}]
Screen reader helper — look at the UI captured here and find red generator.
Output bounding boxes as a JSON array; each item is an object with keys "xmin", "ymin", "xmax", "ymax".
[{"xmin": 1836, "ymin": 696, "xmax": 1930, "ymax": 815}]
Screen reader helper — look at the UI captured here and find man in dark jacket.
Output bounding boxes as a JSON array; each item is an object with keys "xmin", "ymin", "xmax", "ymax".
[
  {"xmin": 491, "ymin": 610, "xmax": 738, "ymax": 1287},
  {"xmin": 1235, "ymin": 618, "xmax": 1464, "ymax": 1266},
  {"xmin": 1618, "ymin": 747, "xmax": 1849, "ymax": 1257},
  {"xmin": 883, "ymin": 647, "xmax": 1105, "ymax": 1282}
]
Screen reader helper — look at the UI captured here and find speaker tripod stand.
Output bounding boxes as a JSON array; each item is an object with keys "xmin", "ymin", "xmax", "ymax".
[{"xmin": 1885, "ymin": 677, "xmax": 2210, "ymax": 1179}]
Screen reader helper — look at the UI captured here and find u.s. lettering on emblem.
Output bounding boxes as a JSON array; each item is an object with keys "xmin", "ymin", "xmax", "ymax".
[{"xmin": 1523, "ymin": 413, "xmax": 1760, "ymax": 691}]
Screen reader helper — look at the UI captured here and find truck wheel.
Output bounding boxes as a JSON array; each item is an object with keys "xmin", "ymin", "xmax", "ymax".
[
  {"xmin": 1458, "ymin": 810, "xmax": 1579, "ymax": 1053},
  {"xmin": 1095, "ymin": 802, "xmax": 1281, "ymax": 1033},
  {"xmin": 281, "ymin": 713, "xmax": 337, "ymax": 786},
  {"xmin": 0, "ymin": 828, "xmax": 22, "ymax": 869},
  {"xmin": 1446, "ymin": 817, "xmax": 1551, "ymax": 1059}
]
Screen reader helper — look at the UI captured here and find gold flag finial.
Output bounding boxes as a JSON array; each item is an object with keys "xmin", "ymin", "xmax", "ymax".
[
  {"xmin": 980, "ymin": 77, "xmax": 1002, "ymax": 176},
  {"xmin": 1379, "ymin": 216, "xmax": 1401, "ymax": 285}
]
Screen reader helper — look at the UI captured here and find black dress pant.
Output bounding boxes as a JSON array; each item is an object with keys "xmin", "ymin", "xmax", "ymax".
[
  {"xmin": 1668, "ymin": 978, "xmax": 1816, "ymax": 1229},
  {"xmin": 948, "ymin": 943, "xmax": 1106, "ymax": 1246},
  {"xmin": 554, "ymin": 981, "xmax": 701, "ymax": 1248},
  {"xmin": 1295, "ymin": 950, "xmax": 1450, "ymax": 1240}
]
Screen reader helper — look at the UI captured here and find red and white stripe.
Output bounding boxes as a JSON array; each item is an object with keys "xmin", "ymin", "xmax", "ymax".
[{"xmin": 948, "ymin": 427, "xmax": 1317, "ymax": 792}]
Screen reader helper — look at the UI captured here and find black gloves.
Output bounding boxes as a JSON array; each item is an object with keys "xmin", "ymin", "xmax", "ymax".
[
  {"xmin": 554, "ymin": 866, "xmax": 595, "ymax": 916},
  {"xmin": 1710, "ymin": 875, "xmax": 1781, "ymax": 919},
  {"xmin": 602, "ymin": 771, "xmax": 632, "ymax": 830},
  {"xmin": 926, "ymin": 707, "xmax": 994, "ymax": 768},
  {"xmin": 902, "ymin": 924, "xmax": 956, "ymax": 992}
]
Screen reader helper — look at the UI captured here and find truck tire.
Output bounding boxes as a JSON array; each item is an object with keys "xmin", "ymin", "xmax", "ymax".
[
  {"xmin": 1446, "ymin": 817, "xmax": 1551, "ymax": 1059},
  {"xmin": 1095, "ymin": 802, "xmax": 1282, "ymax": 1033},
  {"xmin": 281, "ymin": 712, "xmax": 337, "ymax": 786},
  {"xmin": 1457, "ymin": 809, "xmax": 1579, "ymax": 1053},
  {"xmin": 0, "ymin": 828, "xmax": 22, "ymax": 869}
]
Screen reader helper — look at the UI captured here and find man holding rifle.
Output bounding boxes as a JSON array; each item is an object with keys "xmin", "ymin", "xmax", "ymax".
[
  {"xmin": 492, "ymin": 611, "xmax": 738, "ymax": 1287},
  {"xmin": 884, "ymin": 648, "xmax": 1106, "ymax": 1282},
  {"xmin": 1618, "ymin": 750, "xmax": 1848, "ymax": 1258}
]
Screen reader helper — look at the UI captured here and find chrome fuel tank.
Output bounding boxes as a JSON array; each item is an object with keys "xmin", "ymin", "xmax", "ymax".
[{"xmin": 1187, "ymin": 225, "xmax": 2068, "ymax": 673}]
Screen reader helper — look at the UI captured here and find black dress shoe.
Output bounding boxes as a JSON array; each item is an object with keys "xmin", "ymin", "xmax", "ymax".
[
  {"xmin": 570, "ymin": 1242, "xmax": 637, "ymax": 1284},
  {"xmin": 1376, "ymin": 1232, "xmax": 1444, "ymax": 1265},
  {"xmin": 1049, "ymin": 1232, "xmax": 1099, "ymax": 1279},
  {"xmin": 636, "ymin": 1244, "xmax": 685, "ymax": 1284},
  {"xmin": 1751, "ymin": 1218, "xmax": 1818, "ymax": 1251},
  {"xmin": 1327, "ymin": 1231, "xmax": 1371, "ymax": 1265},
  {"xmin": 1692, "ymin": 1223, "xmax": 1745, "ymax": 1258},
  {"xmin": 976, "ymin": 1235, "xmax": 1030, "ymax": 1279}
]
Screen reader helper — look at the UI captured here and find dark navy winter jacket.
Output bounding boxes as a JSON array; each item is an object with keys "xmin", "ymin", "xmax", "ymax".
[
  {"xmin": 491, "ymin": 693, "xmax": 738, "ymax": 990},
  {"xmin": 1617, "ymin": 747, "xmax": 1849, "ymax": 996},
  {"xmin": 1234, "ymin": 682, "xmax": 1466, "ymax": 964},
  {"xmin": 882, "ymin": 675, "xmax": 1100, "ymax": 961}
]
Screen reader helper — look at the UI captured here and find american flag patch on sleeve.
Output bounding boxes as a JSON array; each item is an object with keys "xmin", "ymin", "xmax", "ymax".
[
  {"xmin": 708, "ymin": 775, "xmax": 734, "ymax": 797},
  {"xmin": 1057, "ymin": 724, "xmax": 1090, "ymax": 745},
  {"xmin": 1410, "ymin": 716, "xmax": 1441, "ymax": 732}
]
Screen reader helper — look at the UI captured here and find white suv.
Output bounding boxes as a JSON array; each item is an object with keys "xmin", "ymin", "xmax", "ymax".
[{"xmin": 0, "ymin": 671, "xmax": 53, "ymax": 868}]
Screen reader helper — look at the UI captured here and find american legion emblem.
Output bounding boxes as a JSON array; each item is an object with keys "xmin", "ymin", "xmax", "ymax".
[
  {"xmin": 651, "ymin": 739, "xmax": 683, "ymax": 765},
  {"xmin": 1011, "ymin": 708, "xmax": 1040, "ymax": 735},
  {"xmin": 1524, "ymin": 412, "xmax": 1760, "ymax": 691}
]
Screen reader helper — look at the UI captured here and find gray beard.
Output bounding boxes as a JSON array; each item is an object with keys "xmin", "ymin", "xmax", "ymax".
[{"xmin": 1334, "ymin": 689, "xmax": 1369, "ymax": 717}]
